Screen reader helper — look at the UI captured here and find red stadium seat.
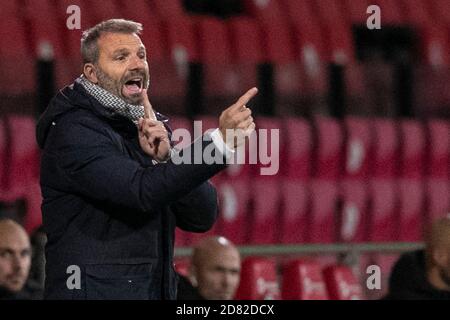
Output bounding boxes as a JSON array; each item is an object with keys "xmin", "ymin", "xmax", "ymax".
[
  {"xmin": 426, "ymin": 179, "xmax": 450, "ymax": 222},
  {"xmin": 399, "ymin": 120, "xmax": 426, "ymax": 178},
  {"xmin": 250, "ymin": 180, "xmax": 282, "ymax": 244},
  {"xmin": 343, "ymin": 117, "xmax": 372, "ymax": 179},
  {"xmin": 368, "ymin": 179, "xmax": 399, "ymax": 242},
  {"xmin": 398, "ymin": 179, "xmax": 425, "ymax": 241},
  {"xmin": 86, "ymin": 0, "xmax": 122, "ymax": 23},
  {"xmin": 153, "ymin": 0, "xmax": 186, "ymax": 19},
  {"xmin": 280, "ymin": 0, "xmax": 316, "ymax": 26},
  {"xmin": 235, "ymin": 257, "xmax": 281, "ymax": 300},
  {"xmin": 313, "ymin": 117, "xmax": 344, "ymax": 180},
  {"xmin": 227, "ymin": 18, "xmax": 262, "ymax": 108},
  {"xmin": 283, "ymin": 118, "xmax": 312, "ymax": 179},
  {"xmin": 372, "ymin": 0, "xmax": 405, "ymax": 25},
  {"xmin": 372, "ymin": 119, "xmax": 400, "ymax": 178},
  {"xmin": 228, "ymin": 17, "xmax": 264, "ymax": 64},
  {"xmin": 417, "ymin": 24, "xmax": 450, "ymax": 67},
  {"xmin": 281, "ymin": 259, "xmax": 328, "ymax": 300},
  {"xmin": 399, "ymin": 0, "xmax": 434, "ymax": 27},
  {"xmin": 0, "ymin": 0, "xmax": 19, "ymax": 17},
  {"xmin": 196, "ymin": 17, "xmax": 237, "ymax": 108},
  {"xmin": 150, "ymin": 18, "xmax": 197, "ymax": 113},
  {"xmin": 338, "ymin": 180, "xmax": 369, "ymax": 243},
  {"xmin": 0, "ymin": 19, "xmax": 34, "ymax": 94},
  {"xmin": 22, "ymin": 182, "xmax": 43, "ymax": 234},
  {"xmin": 308, "ymin": 180, "xmax": 338, "ymax": 243},
  {"xmin": 243, "ymin": 0, "xmax": 286, "ymax": 22},
  {"xmin": 279, "ymin": 180, "xmax": 309, "ymax": 244},
  {"xmin": 341, "ymin": 0, "xmax": 372, "ymax": 25},
  {"xmin": 120, "ymin": 0, "xmax": 157, "ymax": 22},
  {"xmin": 0, "ymin": 118, "xmax": 8, "ymax": 190},
  {"xmin": 323, "ymin": 265, "xmax": 364, "ymax": 300},
  {"xmin": 214, "ymin": 179, "xmax": 250, "ymax": 245},
  {"xmin": 427, "ymin": 120, "xmax": 450, "ymax": 178},
  {"xmin": 429, "ymin": 0, "xmax": 450, "ymax": 26},
  {"xmin": 311, "ymin": 0, "xmax": 347, "ymax": 27},
  {"xmin": 4, "ymin": 116, "xmax": 40, "ymax": 195}
]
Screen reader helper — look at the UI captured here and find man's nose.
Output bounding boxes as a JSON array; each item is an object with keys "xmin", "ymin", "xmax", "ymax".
[{"xmin": 128, "ymin": 55, "xmax": 146, "ymax": 70}]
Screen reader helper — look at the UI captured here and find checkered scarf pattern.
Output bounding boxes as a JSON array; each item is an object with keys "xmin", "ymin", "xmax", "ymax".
[{"xmin": 78, "ymin": 75, "xmax": 145, "ymax": 126}]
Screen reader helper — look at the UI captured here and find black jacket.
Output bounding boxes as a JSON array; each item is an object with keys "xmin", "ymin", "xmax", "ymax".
[
  {"xmin": 176, "ymin": 275, "xmax": 205, "ymax": 300},
  {"xmin": 36, "ymin": 81, "xmax": 226, "ymax": 299},
  {"xmin": 384, "ymin": 250, "xmax": 450, "ymax": 300}
]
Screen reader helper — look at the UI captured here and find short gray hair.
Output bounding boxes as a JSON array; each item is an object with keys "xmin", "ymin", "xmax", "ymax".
[{"xmin": 81, "ymin": 19, "xmax": 143, "ymax": 64}]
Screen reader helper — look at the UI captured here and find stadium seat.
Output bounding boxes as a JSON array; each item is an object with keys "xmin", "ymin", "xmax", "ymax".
[
  {"xmin": 323, "ymin": 265, "xmax": 364, "ymax": 300},
  {"xmin": 308, "ymin": 180, "xmax": 338, "ymax": 243},
  {"xmin": 343, "ymin": 117, "xmax": 372, "ymax": 179},
  {"xmin": 372, "ymin": 119, "xmax": 400, "ymax": 178},
  {"xmin": 364, "ymin": 253, "xmax": 400, "ymax": 299},
  {"xmin": 0, "ymin": 118, "xmax": 7, "ymax": 190},
  {"xmin": 372, "ymin": 0, "xmax": 405, "ymax": 25},
  {"xmin": 0, "ymin": 0, "xmax": 19, "ymax": 17},
  {"xmin": 399, "ymin": 0, "xmax": 434, "ymax": 27},
  {"xmin": 168, "ymin": 116, "xmax": 193, "ymax": 150},
  {"xmin": 427, "ymin": 120, "xmax": 449, "ymax": 178},
  {"xmin": 243, "ymin": 0, "xmax": 286, "ymax": 22},
  {"xmin": 313, "ymin": 117, "xmax": 344, "ymax": 180},
  {"xmin": 22, "ymin": 182, "xmax": 43, "ymax": 234},
  {"xmin": 429, "ymin": 0, "xmax": 450, "ymax": 26},
  {"xmin": 227, "ymin": 18, "xmax": 262, "ymax": 110},
  {"xmin": 338, "ymin": 180, "xmax": 369, "ymax": 243},
  {"xmin": 417, "ymin": 24, "xmax": 450, "ymax": 67},
  {"xmin": 153, "ymin": 0, "xmax": 186, "ymax": 19},
  {"xmin": 4, "ymin": 116, "xmax": 40, "ymax": 195},
  {"xmin": 426, "ymin": 179, "xmax": 450, "ymax": 222},
  {"xmin": 235, "ymin": 257, "xmax": 281, "ymax": 300},
  {"xmin": 120, "ymin": 0, "xmax": 157, "ymax": 22},
  {"xmin": 282, "ymin": 118, "xmax": 312, "ymax": 179},
  {"xmin": 399, "ymin": 120, "xmax": 426, "ymax": 178},
  {"xmin": 196, "ymin": 17, "xmax": 237, "ymax": 112},
  {"xmin": 279, "ymin": 179, "xmax": 309, "ymax": 244},
  {"xmin": 281, "ymin": 259, "xmax": 328, "ymax": 300},
  {"xmin": 311, "ymin": 0, "xmax": 347, "ymax": 28},
  {"xmin": 151, "ymin": 18, "xmax": 197, "ymax": 114},
  {"xmin": 86, "ymin": 0, "xmax": 122, "ymax": 23},
  {"xmin": 213, "ymin": 174, "xmax": 250, "ymax": 245},
  {"xmin": 398, "ymin": 179, "xmax": 425, "ymax": 241},
  {"xmin": 341, "ymin": 0, "xmax": 372, "ymax": 25},
  {"xmin": 368, "ymin": 179, "xmax": 399, "ymax": 242},
  {"xmin": 0, "ymin": 19, "xmax": 34, "ymax": 94},
  {"xmin": 250, "ymin": 180, "xmax": 282, "ymax": 244}
]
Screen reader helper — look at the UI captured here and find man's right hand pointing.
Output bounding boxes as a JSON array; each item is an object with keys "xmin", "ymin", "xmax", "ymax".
[{"xmin": 219, "ymin": 87, "xmax": 258, "ymax": 149}]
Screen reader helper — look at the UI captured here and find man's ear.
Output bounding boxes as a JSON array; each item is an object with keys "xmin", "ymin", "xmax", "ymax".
[
  {"xmin": 188, "ymin": 265, "xmax": 198, "ymax": 287},
  {"xmin": 83, "ymin": 63, "xmax": 98, "ymax": 83}
]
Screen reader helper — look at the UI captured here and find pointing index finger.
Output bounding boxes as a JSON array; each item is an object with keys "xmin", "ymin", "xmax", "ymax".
[
  {"xmin": 233, "ymin": 87, "xmax": 258, "ymax": 111},
  {"xmin": 142, "ymin": 88, "xmax": 156, "ymax": 120}
]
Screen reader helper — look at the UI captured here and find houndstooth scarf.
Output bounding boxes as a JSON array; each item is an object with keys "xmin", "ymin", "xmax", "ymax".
[{"xmin": 78, "ymin": 75, "xmax": 145, "ymax": 126}]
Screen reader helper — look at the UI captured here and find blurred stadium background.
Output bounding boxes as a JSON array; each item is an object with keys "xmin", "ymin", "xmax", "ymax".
[{"xmin": 0, "ymin": 0, "xmax": 449, "ymax": 300}]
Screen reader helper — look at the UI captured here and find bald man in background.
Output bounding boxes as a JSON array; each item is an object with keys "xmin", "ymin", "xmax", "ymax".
[
  {"xmin": 385, "ymin": 215, "xmax": 450, "ymax": 300},
  {"xmin": 0, "ymin": 219, "xmax": 32, "ymax": 299},
  {"xmin": 177, "ymin": 236, "xmax": 241, "ymax": 300}
]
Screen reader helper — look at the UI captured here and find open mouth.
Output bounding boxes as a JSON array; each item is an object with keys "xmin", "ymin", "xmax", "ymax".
[{"xmin": 123, "ymin": 77, "xmax": 143, "ymax": 95}]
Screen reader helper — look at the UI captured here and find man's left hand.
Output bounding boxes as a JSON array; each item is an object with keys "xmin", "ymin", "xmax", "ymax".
[{"xmin": 138, "ymin": 89, "xmax": 171, "ymax": 162}]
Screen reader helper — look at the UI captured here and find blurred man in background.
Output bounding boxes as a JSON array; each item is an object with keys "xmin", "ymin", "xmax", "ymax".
[
  {"xmin": 178, "ymin": 236, "xmax": 241, "ymax": 300},
  {"xmin": 0, "ymin": 219, "xmax": 31, "ymax": 299},
  {"xmin": 385, "ymin": 215, "xmax": 450, "ymax": 300}
]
